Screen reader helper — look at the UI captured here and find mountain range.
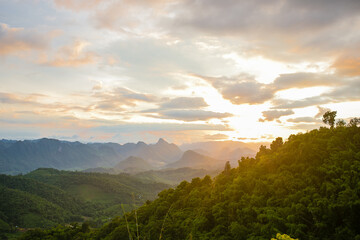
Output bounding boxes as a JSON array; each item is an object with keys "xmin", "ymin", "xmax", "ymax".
[
  {"xmin": 0, "ymin": 138, "xmax": 258, "ymax": 175},
  {"xmin": 0, "ymin": 138, "xmax": 181, "ymax": 175}
]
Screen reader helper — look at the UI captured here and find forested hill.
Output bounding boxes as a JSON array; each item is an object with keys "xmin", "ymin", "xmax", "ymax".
[
  {"xmin": 21, "ymin": 123, "xmax": 360, "ymax": 239},
  {"xmin": 0, "ymin": 169, "xmax": 169, "ymax": 233}
]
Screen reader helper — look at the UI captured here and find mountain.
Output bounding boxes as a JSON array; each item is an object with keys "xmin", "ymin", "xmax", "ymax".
[
  {"xmin": 134, "ymin": 167, "xmax": 220, "ymax": 185},
  {"xmin": 0, "ymin": 138, "xmax": 183, "ymax": 175},
  {"xmin": 113, "ymin": 156, "xmax": 153, "ymax": 173},
  {"xmin": 166, "ymin": 150, "xmax": 223, "ymax": 170},
  {"xmin": 181, "ymin": 140, "xmax": 259, "ymax": 164},
  {"xmin": 0, "ymin": 138, "xmax": 122, "ymax": 175},
  {"xmin": 118, "ymin": 138, "xmax": 183, "ymax": 167},
  {"xmin": 26, "ymin": 124, "xmax": 360, "ymax": 240}
]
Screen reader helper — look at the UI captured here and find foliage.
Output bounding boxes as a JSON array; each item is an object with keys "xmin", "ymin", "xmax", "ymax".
[
  {"xmin": 14, "ymin": 118, "xmax": 360, "ymax": 239},
  {"xmin": 0, "ymin": 169, "xmax": 169, "ymax": 233},
  {"xmin": 86, "ymin": 123, "xmax": 360, "ymax": 240},
  {"xmin": 271, "ymin": 233, "xmax": 298, "ymax": 240},
  {"xmin": 322, "ymin": 110, "xmax": 337, "ymax": 128}
]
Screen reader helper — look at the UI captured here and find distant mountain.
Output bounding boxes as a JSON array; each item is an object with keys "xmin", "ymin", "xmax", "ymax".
[
  {"xmin": 114, "ymin": 156, "xmax": 153, "ymax": 173},
  {"xmin": 119, "ymin": 138, "xmax": 183, "ymax": 167},
  {"xmin": 134, "ymin": 167, "xmax": 220, "ymax": 185},
  {"xmin": 181, "ymin": 140, "xmax": 260, "ymax": 164},
  {"xmin": 0, "ymin": 138, "xmax": 121, "ymax": 175},
  {"xmin": 166, "ymin": 150, "xmax": 223, "ymax": 170},
  {"xmin": 0, "ymin": 138, "xmax": 183, "ymax": 175},
  {"xmin": 82, "ymin": 167, "xmax": 116, "ymax": 174}
]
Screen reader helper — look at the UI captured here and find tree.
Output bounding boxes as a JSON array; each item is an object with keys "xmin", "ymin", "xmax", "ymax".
[
  {"xmin": 322, "ymin": 111, "xmax": 337, "ymax": 128},
  {"xmin": 271, "ymin": 233, "xmax": 298, "ymax": 240},
  {"xmin": 348, "ymin": 117, "xmax": 360, "ymax": 127},
  {"xmin": 223, "ymin": 161, "xmax": 231, "ymax": 173},
  {"xmin": 270, "ymin": 137, "xmax": 283, "ymax": 151},
  {"xmin": 336, "ymin": 119, "xmax": 346, "ymax": 127}
]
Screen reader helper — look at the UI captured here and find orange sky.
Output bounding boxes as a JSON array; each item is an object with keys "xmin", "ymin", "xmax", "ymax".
[{"xmin": 0, "ymin": 0, "xmax": 360, "ymax": 144}]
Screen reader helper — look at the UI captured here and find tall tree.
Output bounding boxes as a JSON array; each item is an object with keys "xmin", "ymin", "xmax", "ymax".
[{"xmin": 322, "ymin": 110, "xmax": 337, "ymax": 128}]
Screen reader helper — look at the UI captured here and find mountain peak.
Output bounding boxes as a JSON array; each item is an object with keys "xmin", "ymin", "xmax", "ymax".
[
  {"xmin": 157, "ymin": 138, "xmax": 168, "ymax": 145},
  {"xmin": 137, "ymin": 141, "xmax": 147, "ymax": 146}
]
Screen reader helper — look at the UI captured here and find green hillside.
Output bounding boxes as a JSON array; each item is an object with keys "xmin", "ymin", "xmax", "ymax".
[
  {"xmin": 20, "ymin": 122, "xmax": 360, "ymax": 239},
  {"xmin": 0, "ymin": 169, "xmax": 169, "ymax": 237}
]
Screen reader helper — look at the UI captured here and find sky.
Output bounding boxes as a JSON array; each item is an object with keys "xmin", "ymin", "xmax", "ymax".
[{"xmin": 0, "ymin": 0, "xmax": 360, "ymax": 144}]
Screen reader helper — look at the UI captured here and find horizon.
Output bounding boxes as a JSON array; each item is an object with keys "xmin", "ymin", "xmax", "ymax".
[
  {"xmin": 1, "ymin": 0, "xmax": 360, "ymax": 144},
  {"xmin": 0, "ymin": 136, "xmax": 270, "ymax": 147}
]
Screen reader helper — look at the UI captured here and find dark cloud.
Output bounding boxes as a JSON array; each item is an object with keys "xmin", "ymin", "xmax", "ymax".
[
  {"xmin": 160, "ymin": 97, "xmax": 208, "ymax": 109},
  {"xmin": 260, "ymin": 109, "xmax": 294, "ymax": 122},
  {"xmin": 198, "ymin": 74, "xmax": 274, "ymax": 104},
  {"xmin": 169, "ymin": 0, "xmax": 360, "ymax": 62},
  {"xmin": 172, "ymin": 0, "xmax": 360, "ymax": 34}
]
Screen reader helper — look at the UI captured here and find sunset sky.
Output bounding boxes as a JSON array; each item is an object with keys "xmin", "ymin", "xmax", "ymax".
[{"xmin": 1, "ymin": 0, "xmax": 360, "ymax": 144}]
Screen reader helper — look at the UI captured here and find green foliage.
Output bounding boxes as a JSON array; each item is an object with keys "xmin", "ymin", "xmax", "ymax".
[
  {"xmin": 88, "ymin": 124, "xmax": 360, "ymax": 240},
  {"xmin": 14, "ymin": 123, "xmax": 360, "ymax": 239},
  {"xmin": 271, "ymin": 233, "xmax": 298, "ymax": 240},
  {"xmin": 322, "ymin": 110, "xmax": 337, "ymax": 128},
  {"xmin": 0, "ymin": 170, "xmax": 169, "ymax": 234}
]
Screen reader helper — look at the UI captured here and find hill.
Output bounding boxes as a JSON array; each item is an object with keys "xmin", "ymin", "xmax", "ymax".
[
  {"xmin": 165, "ymin": 150, "xmax": 223, "ymax": 170},
  {"xmin": 0, "ymin": 168, "xmax": 170, "ymax": 233},
  {"xmin": 113, "ymin": 156, "xmax": 153, "ymax": 173},
  {"xmin": 23, "ymin": 123, "xmax": 360, "ymax": 239},
  {"xmin": 134, "ymin": 167, "xmax": 220, "ymax": 185},
  {"xmin": 181, "ymin": 140, "xmax": 259, "ymax": 164},
  {"xmin": 0, "ymin": 138, "xmax": 183, "ymax": 175}
]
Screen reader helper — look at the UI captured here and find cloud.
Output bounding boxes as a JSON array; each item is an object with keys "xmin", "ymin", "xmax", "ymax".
[
  {"xmin": 199, "ymin": 74, "xmax": 274, "ymax": 104},
  {"xmin": 289, "ymin": 123, "xmax": 323, "ymax": 131},
  {"xmin": 40, "ymin": 40, "xmax": 98, "ymax": 67},
  {"xmin": 259, "ymin": 109, "xmax": 294, "ymax": 122},
  {"xmin": 54, "ymin": 0, "xmax": 102, "ymax": 11},
  {"xmin": 0, "ymin": 92, "xmax": 47, "ymax": 105},
  {"xmin": 332, "ymin": 56, "xmax": 360, "ymax": 77},
  {"xmin": 204, "ymin": 133, "xmax": 229, "ymax": 140},
  {"xmin": 155, "ymin": 109, "xmax": 232, "ymax": 121},
  {"xmin": 273, "ymin": 72, "xmax": 339, "ymax": 90},
  {"xmin": 287, "ymin": 117, "xmax": 322, "ymax": 123},
  {"xmin": 160, "ymin": 97, "xmax": 208, "ymax": 109},
  {"xmin": 93, "ymin": 87, "xmax": 157, "ymax": 112},
  {"xmin": 93, "ymin": 121, "xmax": 231, "ymax": 133},
  {"xmin": 0, "ymin": 23, "xmax": 49, "ymax": 56},
  {"xmin": 167, "ymin": 0, "xmax": 360, "ymax": 63},
  {"xmin": 315, "ymin": 106, "xmax": 331, "ymax": 118},
  {"xmin": 272, "ymin": 79, "xmax": 360, "ymax": 109}
]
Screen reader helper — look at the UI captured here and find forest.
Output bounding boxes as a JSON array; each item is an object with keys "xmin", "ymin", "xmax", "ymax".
[
  {"xmin": 17, "ymin": 115, "xmax": 360, "ymax": 239},
  {"xmin": 0, "ymin": 168, "xmax": 169, "ymax": 238}
]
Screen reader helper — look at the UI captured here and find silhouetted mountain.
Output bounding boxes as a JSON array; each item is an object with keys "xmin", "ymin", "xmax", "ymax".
[
  {"xmin": 0, "ymin": 138, "xmax": 183, "ymax": 175},
  {"xmin": 114, "ymin": 156, "xmax": 153, "ymax": 173},
  {"xmin": 166, "ymin": 150, "xmax": 223, "ymax": 170}
]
